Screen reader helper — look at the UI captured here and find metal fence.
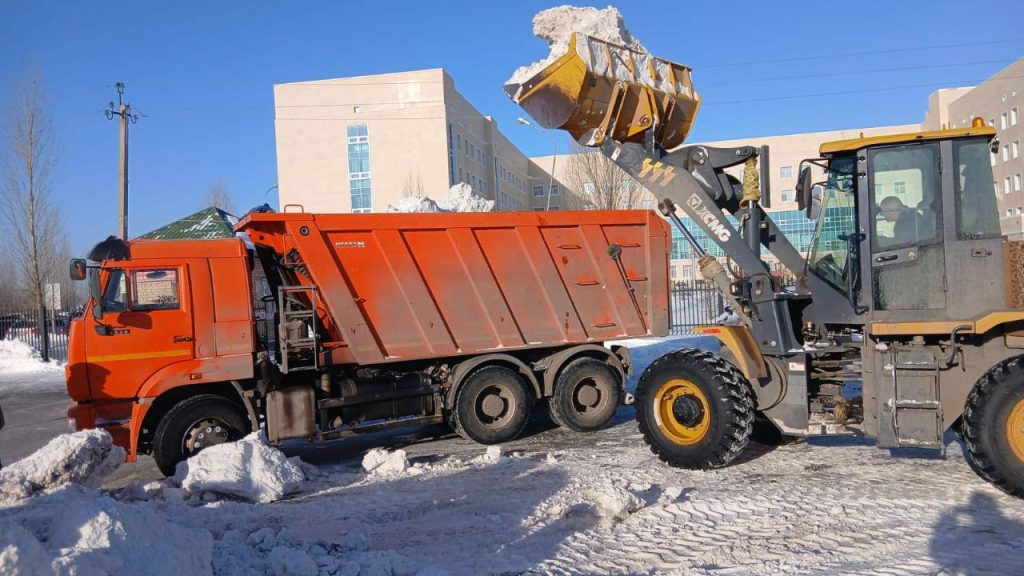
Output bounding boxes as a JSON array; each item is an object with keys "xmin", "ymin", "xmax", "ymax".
[
  {"xmin": 0, "ymin": 308, "xmax": 72, "ymax": 363},
  {"xmin": 669, "ymin": 281, "xmax": 726, "ymax": 335}
]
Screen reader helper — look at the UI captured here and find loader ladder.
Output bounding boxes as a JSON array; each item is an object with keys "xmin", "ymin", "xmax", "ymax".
[
  {"xmin": 277, "ymin": 285, "xmax": 319, "ymax": 373},
  {"xmin": 890, "ymin": 349, "xmax": 944, "ymax": 451}
]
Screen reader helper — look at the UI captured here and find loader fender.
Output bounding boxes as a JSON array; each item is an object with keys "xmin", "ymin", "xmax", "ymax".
[
  {"xmin": 446, "ymin": 354, "xmax": 542, "ymax": 410},
  {"xmin": 694, "ymin": 325, "xmax": 767, "ymax": 380}
]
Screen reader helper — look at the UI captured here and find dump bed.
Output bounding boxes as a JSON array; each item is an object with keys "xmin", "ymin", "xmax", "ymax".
[{"xmin": 236, "ymin": 210, "xmax": 670, "ymax": 366}]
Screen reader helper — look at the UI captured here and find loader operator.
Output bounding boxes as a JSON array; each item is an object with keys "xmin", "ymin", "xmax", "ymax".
[{"xmin": 879, "ymin": 196, "xmax": 929, "ymax": 246}]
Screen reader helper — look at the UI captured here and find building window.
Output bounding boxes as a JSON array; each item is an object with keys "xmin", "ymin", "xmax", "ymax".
[
  {"xmin": 532, "ymin": 185, "xmax": 544, "ymax": 197},
  {"xmin": 1001, "ymin": 113, "xmax": 1008, "ymax": 130},
  {"xmin": 583, "ymin": 182, "xmax": 595, "ymax": 197},
  {"xmin": 670, "ymin": 267, "xmax": 677, "ymax": 280},
  {"xmin": 447, "ymin": 123, "xmax": 456, "ymax": 186},
  {"xmin": 1004, "ymin": 145, "xmax": 1010, "ymax": 162},
  {"xmin": 893, "ymin": 181, "xmax": 907, "ymax": 198},
  {"xmin": 622, "ymin": 178, "xmax": 634, "ymax": 192},
  {"xmin": 779, "ymin": 166, "xmax": 793, "ymax": 179},
  {"xmin": 457, "ymin": 134, "xmax": 462, "ymax": 150},
  {"xmin": 989, "ymin": 118, "xmax": 996, "ymax": 127},
  {"xmin": 551, "ymin": 183, "xmax": 560, "ymax": 196},
  {"xmin": 1014, "ymin": 141, "xmax": 1020, "ymax": 159},
  {"xmin": 780, "ymin": 189, "xmax": 794, "ymax": 202},
  {"xmin": 1006, "ymin": 176, "xmax": 1012, "ymax": 194},
  {"xmin": 1007, "ymin": 208, "xmax": 1014, "ymax": 218},
  {"xmin": 1012, "ymin": 107, "xmax": 1019, "ymax": 126},
  {"xmin": 1016, "ymin": 174, "xmax": 1022, "ymax": 192},
  {"xmin": 992, "ymin": 149, "xmax": 998, "ymax": 166},
  {"xmin": 550, "ymin": 205, "xmax": 559, "ymax": 210},
  {"xmin": 347, "ymin": 124, "xmax": 371, "ymax": 213}
]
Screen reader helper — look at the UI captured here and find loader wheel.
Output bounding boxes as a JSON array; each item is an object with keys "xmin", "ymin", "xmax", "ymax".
[
  {"xmin": 152, "ymin": 394, "xmax": 249, "ymax": 477},
  {"xmin": 962, "ymin": 356, "xmax": 1024, "ymax": 497},
  {"xmin": 451, "ymin": 365, "xmax": 532, "ymax": 445},
  {"xmin": 547, "ymin": 357, "xmax": 622, "ymax": 432},
  {"xmin": 635, "ymin": 348, "xmax": 754, "ymax": 469}
]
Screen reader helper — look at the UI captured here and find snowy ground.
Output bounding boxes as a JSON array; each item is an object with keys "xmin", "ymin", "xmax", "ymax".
[{"xmin": 3, "ymin": 336, "xmax": 1024, "ymax": 575}]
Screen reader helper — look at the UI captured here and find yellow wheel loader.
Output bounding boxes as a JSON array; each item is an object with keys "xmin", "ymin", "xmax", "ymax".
[{"xmin": 506, "ymin": 32, "xmax": 1024, "ymax": 496}]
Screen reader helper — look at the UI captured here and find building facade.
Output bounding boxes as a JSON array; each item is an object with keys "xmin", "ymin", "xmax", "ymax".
[{"xmin": 274, "ymin": 68, "xmax": 536, "ymax": 213}]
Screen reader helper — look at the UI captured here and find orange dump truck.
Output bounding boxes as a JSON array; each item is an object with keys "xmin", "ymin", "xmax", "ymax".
[{"xmin": 66, "ymin": 209, "xmax": 670, "ymax": 474}]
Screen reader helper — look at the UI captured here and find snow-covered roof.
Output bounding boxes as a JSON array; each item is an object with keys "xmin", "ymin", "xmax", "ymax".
[{"xmin": 138, "ymin": 206, "xmax": 239, "ymax": 240}]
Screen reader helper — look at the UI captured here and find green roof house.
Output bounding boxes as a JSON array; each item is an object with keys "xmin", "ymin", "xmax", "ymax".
[{"xmin": 138, "ymin": 206, "xmax": 239, "ymax": 240}]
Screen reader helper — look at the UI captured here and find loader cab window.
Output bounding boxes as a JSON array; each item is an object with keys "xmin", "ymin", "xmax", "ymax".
[
  {"xmin": 954, "ymin": 138, "xmax": 1001, "ymax": 240},
  {"xmin": 869, "ymin": 144, "xmax": 941, "ymax": 251},
  {"xmin": 807, "ymin": 155, "xmax": 857, "ymax": 293},
  {"xmin": 101, "ymin": 270, "xmax": 128, "ymax": 312}
]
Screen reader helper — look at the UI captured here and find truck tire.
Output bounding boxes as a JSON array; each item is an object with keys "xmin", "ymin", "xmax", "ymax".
[
  {"xmin": 547, "ymin": 357, "xmax": 622, "ymax": 432},
  {"xmin": 635, "ymin": 348, "xmax": 754, "ymax": 469},
  {"xmin": 962, "ymin": 356, "xmax": 1024, "ymax": 497},
  {"xmin": 152, "ymin": 394, "xmax": 249, "ymax": 477},
  {"xmin": 451, "ymin": 365, "xmax": 532, "ymax": 445}
]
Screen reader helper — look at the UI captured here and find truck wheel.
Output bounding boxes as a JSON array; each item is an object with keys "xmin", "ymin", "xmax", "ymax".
[
  {"xmin": 451, "ymin": 365, "xmax": 532, "ymax": 445},
  {"xmin": 635, "ymin": 348, "xmax": 754, "ymax": 469},
  {"xmin": 152, "ymin": 394, "xmax": 249, "ymax": 477},
  {"xmin": 547, "ymin": 357, "xmax": 622, "ymax": 432},
  {"xmin": 962, "ymin": 356, "xmax": 1024, "ymax": 497}
]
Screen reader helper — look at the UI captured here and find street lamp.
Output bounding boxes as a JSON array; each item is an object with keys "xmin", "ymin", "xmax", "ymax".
[
  {"xmin": 517, "ymin": 117, "xmax": 557, "ymax": 211},
  {"xmin": 264, "ymin": 184, "xmax": 279, "ymax": 209}
]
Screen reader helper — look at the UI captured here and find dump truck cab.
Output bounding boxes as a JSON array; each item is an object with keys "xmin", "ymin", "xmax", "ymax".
[{"xmin": 66, "ymin": 237, "xmax": 258, "ymax": 461}]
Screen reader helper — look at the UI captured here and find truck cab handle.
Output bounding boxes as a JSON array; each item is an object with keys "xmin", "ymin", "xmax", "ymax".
[{"xmin": 173, "ymin": 336, "xmax": 194, "ymax": 343}]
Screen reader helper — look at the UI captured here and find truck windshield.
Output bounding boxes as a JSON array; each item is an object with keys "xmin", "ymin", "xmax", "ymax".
[{"xmin": 807, "ymin": 155, "xmax": 857, "ymax": 293}]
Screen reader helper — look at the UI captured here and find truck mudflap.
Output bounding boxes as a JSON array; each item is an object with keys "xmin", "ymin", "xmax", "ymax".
[{"xmin": 504, "ymin": 32, "xmax": 700, "ymax": 150}]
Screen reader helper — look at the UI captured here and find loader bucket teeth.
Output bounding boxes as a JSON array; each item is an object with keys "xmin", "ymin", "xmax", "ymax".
[{"xmin": 504, "ymin": 33, "xmax": 701, "ymax": 150}]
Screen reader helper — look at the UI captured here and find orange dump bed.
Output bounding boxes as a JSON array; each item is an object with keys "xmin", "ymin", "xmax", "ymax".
[{"xmin": 237, "ymin": 210, "xmax": 670, "ymax": 366}]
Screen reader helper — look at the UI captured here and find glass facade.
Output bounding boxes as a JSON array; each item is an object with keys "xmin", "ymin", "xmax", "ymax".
[{"xmin": 347, "ymin": 124, "xmax": 371, "ymax": 213}]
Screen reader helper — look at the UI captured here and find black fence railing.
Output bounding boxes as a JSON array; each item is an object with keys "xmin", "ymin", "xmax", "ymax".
[
  {"xmin": 669, "ymin": 281, "xmax": 726, "ymax": 335},
  {"xmin": 0, "ymin": 308, "xmax": 73, "ymax": 363}
]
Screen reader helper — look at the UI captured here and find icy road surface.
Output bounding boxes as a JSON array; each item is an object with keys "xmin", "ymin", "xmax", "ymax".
[{"xmin": 2, "ymin": 336, "xmax": 1024, "ymax": 575}]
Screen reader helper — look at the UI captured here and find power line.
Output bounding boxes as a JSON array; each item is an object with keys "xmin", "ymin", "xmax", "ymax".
[{"xmin": 694, "ymin": 38, "xmax": 1024, "ymax": 68}]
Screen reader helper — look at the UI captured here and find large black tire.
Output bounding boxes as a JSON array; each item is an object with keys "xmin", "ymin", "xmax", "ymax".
[
  {"xmin": 451, "ymin": 365, "xmax": 532, "ymax": 445},
  {"xmin": 152, "ymin": 394, "xmax": 249, "ymax": 477},
  {"xmin": 962, "ymin": 355, "xmax": 1024, "ymax": 497},
  {"xmin": 547, "ymin": 357, "xmax": 622, "ymax": 432},
  {"xmin": 635, "ymin": 348, "xmax": 755, "ymax": 469}
]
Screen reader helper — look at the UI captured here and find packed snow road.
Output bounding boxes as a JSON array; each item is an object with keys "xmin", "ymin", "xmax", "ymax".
[{"xmin": 2, "ymin": 337, "xmax": 1024, "ymax": 575}]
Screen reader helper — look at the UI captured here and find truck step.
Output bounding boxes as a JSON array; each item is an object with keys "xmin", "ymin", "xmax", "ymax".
[{"xmin": 894, "ymin": 400, "xmax": 941, "ymax": 409}]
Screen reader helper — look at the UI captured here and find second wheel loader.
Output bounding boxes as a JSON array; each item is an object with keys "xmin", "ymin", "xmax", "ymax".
[{"xmin": 506, "ymin": 31, "xmax": 1024, "ymax": 496}]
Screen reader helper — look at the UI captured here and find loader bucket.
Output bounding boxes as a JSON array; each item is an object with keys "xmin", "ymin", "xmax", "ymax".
[{"xmin": 504, "ymin": 33, "xmax": 700, "ymax": 150}]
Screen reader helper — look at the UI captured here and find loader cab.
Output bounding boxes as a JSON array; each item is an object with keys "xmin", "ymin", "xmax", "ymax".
[{"xmin": 801, "ymin": 121, "xmax": 1003, "ymax": 325}]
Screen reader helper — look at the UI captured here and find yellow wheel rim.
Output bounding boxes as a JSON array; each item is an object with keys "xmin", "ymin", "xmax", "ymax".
[
  {"xmin": 1007, "ymin": 399, "xmax": 1024, "ymax": 463},
  {"xmin": 653, "ymin": 379, "xmax": 711, "ymax": 446}
]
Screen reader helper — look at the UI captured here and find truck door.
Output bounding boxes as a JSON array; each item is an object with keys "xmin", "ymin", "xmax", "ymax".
[
  {"xmin": 864, "ymin": 142, "xmax": 946, "ymax": 316},
  {"xmin": 85, "ymin": 266, "xmax": 195, "ymax": 400}
]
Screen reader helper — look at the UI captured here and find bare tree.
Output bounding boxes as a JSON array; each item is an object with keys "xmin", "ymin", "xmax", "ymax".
[
  {"xmin": 402, "ymin": 171, "xmax": 426, "ymax": 198},
  {"xmin": 562, "ymin": 143, "xmax": 650, "ymax": 210},
  {"xmin": 0, "ymin": 74, "xmax": 67, "ymax": 310},
  {"xmin": 202, "ymin": 180, "xmax": 235, "ymax": 214}
]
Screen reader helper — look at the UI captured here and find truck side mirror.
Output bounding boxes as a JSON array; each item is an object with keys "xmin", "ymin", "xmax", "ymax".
[
  {"xmin": 70, "ymin": 259, "xmax": 87, "ymax": 281},
  {"xmin": 796, "ymin": 165, "xmax": 813, "ymax": 213}
]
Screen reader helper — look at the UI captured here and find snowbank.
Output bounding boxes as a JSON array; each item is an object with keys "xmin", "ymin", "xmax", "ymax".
[
  {"xmin": 0, "ymin": 339, "xmax": 64, "ymax": 374},
  {"xmin": 0, "ymin": 520, "xmax": 50, "ymax": 576},
  {"xmin": 362, "ymin": 448, "xmax": 410, "ymax": 475},
  {"xmin": 386, "ymin": 183, "xmax": 494, "ymax": 214},
  {"xmin": 174, "ymin": 433, "xmax": 304, "ymax": 503},
  {"xmin": 0, "ymin": 429, "xmax": 124, "ymax": 501},
  {"xmin": 506, "ymin": 6, "xmax": 648, "ymax": 86}
]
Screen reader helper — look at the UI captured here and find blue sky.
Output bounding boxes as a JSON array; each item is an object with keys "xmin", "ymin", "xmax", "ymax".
[{"xmin": 1, "ymin": 0, "xmax": 1021, "ymax": 256}]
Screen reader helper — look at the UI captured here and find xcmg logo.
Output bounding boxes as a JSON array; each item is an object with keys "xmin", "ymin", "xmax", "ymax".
[{"xmin": 686, "ymin": 194, "xmax": 731, "ymax": 242}]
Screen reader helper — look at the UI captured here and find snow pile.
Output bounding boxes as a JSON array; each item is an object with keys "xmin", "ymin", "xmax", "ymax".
[
  {"xmin": 386, "ymin": 183, "xmax": 494, "ymax": 214},
  {"xmin": 584, "ymin": 482, "xmax": 645, "ymax": 527},
  {"xmin": 44, "ymin": 487, "xmax": 213, "ymax": 576},
  {"xmin": 173, "ymin": 433, "xmax": 304, "ymax": 503},
  {"xmin": 386, "ymin": 195, "xmax": 443, "ymax": 213},
  {"xmin": 0, "ymin": 520, "xmax": 50, "ymax": 576},
  {"xmin": 478, "ymin": 446, "xmax": 504, "ymax": 464},
  {"xmin": 0, "ymin": 429, "xmax": 124, "ymax": 501},
  {"xmin": 0, "ymin": 338, "xmax": 64, "ymax": 374},
  {"xmin": 438, "ymin": 182, "xmax": 495, "ymax": 212},
  {"xmin": 362, "ymin": 448, "xmax": 410, "ymax": 475},
  {"xmin": 506, "ymin": 5, "xmax": 648, "ymax": 87}
]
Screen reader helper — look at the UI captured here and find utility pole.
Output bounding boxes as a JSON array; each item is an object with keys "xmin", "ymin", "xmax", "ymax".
[{"xmin": 105, "ymin": 82, "xmax": 138, "ymax": 239}]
